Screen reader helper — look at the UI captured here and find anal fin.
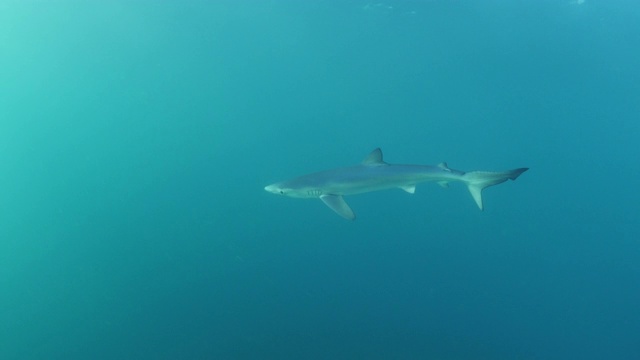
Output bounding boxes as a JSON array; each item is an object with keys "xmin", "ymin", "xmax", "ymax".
[{"xmin": 399, "ymin": 185, "xmax": 416, "ymax": 194}]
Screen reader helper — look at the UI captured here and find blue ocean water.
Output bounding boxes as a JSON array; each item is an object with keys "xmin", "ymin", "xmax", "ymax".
[{"xmin": 1, "ymin": 1, "xmax": 638, "ymax": 359}]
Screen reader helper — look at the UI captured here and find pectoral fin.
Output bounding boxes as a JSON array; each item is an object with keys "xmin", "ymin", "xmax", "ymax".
[{"xmin": 320, "ymin": 195, "xmax": 355, "ymax": 220}]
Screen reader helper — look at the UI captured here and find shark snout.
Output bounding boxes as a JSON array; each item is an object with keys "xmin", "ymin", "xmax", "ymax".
[{"xmin": 264, "ymin": 184, "xmax": 281, "ymax": 194}]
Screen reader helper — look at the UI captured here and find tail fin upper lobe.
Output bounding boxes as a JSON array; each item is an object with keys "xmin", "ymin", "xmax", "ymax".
[{"xmin": 463, "ymin": 168, "xmax": 528, "ymax": 210}]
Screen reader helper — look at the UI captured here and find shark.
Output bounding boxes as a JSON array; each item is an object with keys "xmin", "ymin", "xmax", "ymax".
[{"xmin": 264, "ymin": 148, "xmax": 528, "ymax": 220}]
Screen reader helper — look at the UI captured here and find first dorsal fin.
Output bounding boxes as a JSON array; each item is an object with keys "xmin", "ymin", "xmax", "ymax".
[{"xmin": 362, "ymin": 148, "xmax": 387, "ymax": 166}]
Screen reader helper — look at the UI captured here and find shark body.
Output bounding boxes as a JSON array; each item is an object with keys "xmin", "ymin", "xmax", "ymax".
[{"xmin": 264, "ymin": 148, "xmax": 528, "ymax": 220}]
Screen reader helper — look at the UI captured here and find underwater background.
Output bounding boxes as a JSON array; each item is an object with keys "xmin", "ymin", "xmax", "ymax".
[{"xmin": 1, "ymin": 1, "xmax": 638, "ymax": 359}]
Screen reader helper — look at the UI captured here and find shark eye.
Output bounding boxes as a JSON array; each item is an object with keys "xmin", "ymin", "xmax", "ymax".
[{"xmin": 279, "ymin": 190, "xmax": 284, "ymax": 194}]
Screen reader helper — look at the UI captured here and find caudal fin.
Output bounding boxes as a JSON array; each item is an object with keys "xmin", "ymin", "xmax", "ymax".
[{"xmin": 463, "ymin": 168, "xmax": 528, "ymax": 210}]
